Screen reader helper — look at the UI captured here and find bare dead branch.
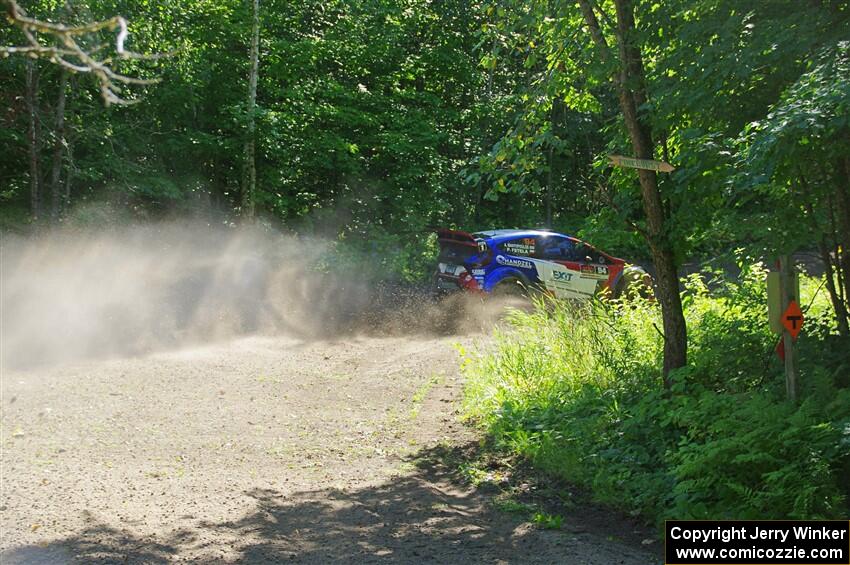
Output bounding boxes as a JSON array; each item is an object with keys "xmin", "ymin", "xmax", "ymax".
[
  {"xmin": 1, "ymin": 0, "xmax": 163, "ymax": 105},
  {"xmin": 1, "ymin": 44, "xmax": 74, "ymax": 57}
]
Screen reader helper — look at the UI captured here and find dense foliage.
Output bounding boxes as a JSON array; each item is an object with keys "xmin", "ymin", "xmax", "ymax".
[
  {"xmin": 463, "ymin": 272, "xmax": 850, "ymax": 524},
  {"xmin": 0, "ymin": 0, "xmax": 578, "ymax": 265},
  {"xmin": 3, "ymin": 2, "xmax": 849, "ymax": 279}
]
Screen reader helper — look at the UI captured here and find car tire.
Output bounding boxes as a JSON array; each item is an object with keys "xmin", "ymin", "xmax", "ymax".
[
  {"xmin": 615, "ymin": 266, "xmax": 654, "ymax": 299},
  {"xmin": 492, "ymin": 276, "xmax": 528, "ymax": 297}
]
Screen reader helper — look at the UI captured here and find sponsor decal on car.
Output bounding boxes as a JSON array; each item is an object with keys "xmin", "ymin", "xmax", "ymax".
[
  {"xmin": 496, "ymin": 255, "xmax": 534, "ymax": 270},
  {"xmin": 472, "ymin": 269, "xmax": 486, "ymax": 276},
  {"xmin": 553, "ymin": 270, "xmax": 574, "ymax": 282},
  {"xmin": 580, "ymin": 264, "xmax": 609, "ymax": 279}
]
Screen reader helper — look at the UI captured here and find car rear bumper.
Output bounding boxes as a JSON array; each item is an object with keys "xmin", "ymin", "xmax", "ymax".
[{"xmin": 434, "ymin": 274, "xmax": 461, "ymax": 292}]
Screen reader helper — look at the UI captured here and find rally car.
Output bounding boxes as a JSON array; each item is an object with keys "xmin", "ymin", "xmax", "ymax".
[{"xmin": 434, "ymin": 228, "xmax": 648, "ymax": 299}]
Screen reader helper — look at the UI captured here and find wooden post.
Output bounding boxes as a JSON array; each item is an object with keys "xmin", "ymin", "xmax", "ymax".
[{"xmin": 779, "ymin": 255, "xmax": 798, "ymax": 402}]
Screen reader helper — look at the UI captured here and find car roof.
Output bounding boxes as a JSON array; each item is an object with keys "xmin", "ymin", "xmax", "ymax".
[
  {"xmin": 471, "ymin": 228, "xmax": 626, "ymax": 263},
  {"xmin": 473, "ymin": 229, "xmax": 569, "ymax": 242}
]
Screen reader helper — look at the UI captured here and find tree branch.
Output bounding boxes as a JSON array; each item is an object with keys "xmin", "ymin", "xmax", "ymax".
[
  {"xmin": 1, "ymin": 0, "xmax": 163, "ymax": 105},
  {"xmin": 597, "ymin": 180, "xmax": 650, "ymax": 240},
  {"xmin": 576, "ymin": 0, "xmax": 610, "ymax": 56}
]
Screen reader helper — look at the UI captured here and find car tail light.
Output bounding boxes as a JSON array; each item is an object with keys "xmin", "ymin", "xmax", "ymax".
[{"xmin": 458, "ymin": 272, "xmax": 480, "ymax": 291}]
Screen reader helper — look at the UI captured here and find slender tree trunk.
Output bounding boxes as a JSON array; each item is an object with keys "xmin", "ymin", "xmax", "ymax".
[
  {"xmin": 835, "ymin": 158, "xmax": 850, "ymax": 308},
  {"xmin": 62, "ymin": 75, "xmax": 76, "ymax": 212},
  {"xmin": 474, "ymin": 36, "xmax": 498, "ymax": 226},
  {"xmin": 829, "ymin": 195, "xmax": 847, "ymax": 307},
  {"xmin": 579, "ymin": 0, "xmax": 687, "ymax": 381},
  {"xmin": 545, "ymin": 147, "xmax": 554, "ymax": 227},
  {"xmin": 616, "ymin": 0, "xmax": 687, "ymax": 380},
  {"xmin": 241, "ymin": 0, "xmax": 260, "ymax": 220},
  {"xmin": 821, "ymin": 237, "xmax": 848, "ymax": 335},
  {"xmin": 799, "ymin": 172, "xmax": 849, "ymax": 335},
  {"xmin": 545, "ymin": 98, "xmax": 560, "ymax": 227},
  {"xmin": 49, "ymin": 70, "xmax": 69, "ymax": 222},
  {"xmin": 63, "ymin": 152, "xmax": 73, "ymax": 208},
  {"xmin": 802, "ymin": 199, "xmax": 849, "ymax": 335},
  {"xmin": 25, "ymin": 60, "xmax": 42, "ymax": 224}
]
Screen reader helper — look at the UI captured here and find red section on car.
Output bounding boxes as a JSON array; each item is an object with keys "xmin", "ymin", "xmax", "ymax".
[
  {"xmin": 435, "ymin": 228, "xmax": 478, "ymax": 247},
  {"xmin": 458, "ymin": 272, "xmax": 481, "ymax": 291},
  {"xmin": 434, "ymin": 228, "xmax": 480, "ymax": 292}
]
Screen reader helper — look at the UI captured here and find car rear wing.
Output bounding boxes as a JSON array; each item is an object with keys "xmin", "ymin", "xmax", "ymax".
[{"xmin": 434, "ymin": 228, "xmax": 478, "ymax": 248}]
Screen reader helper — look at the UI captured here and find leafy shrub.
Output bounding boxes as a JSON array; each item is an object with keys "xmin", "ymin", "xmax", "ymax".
[
  {"xmin": 667, "ymin": 378, "xmax": 850, "ymax": 520},
  {"xmin": 463, "ymin": 269, "xmax": 850, "ymax": 526},
  {"xmin": 532, "ymin": 512, "xmax": 564, "ymax": 530}
]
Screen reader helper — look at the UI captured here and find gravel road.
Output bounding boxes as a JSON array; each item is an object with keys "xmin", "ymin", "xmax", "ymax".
[{"xmin": 1, "ymin": 333, "xmax": 658, "ymax": 564}]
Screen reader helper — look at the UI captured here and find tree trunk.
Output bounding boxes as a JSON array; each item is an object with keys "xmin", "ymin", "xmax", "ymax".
[
  {"xmin": 579, "ymin": 0, "xmax": 688, "ymax": 382},
  {"xmin": 545, "ymin": 98, "xmax": 561, "ymax": 228},
  {"xmin": 25, "ymin": 60, "xmax": 42, "ymax": 224},
  {"xmin": 474, "ymin": 36, "xmax": 498, "ymax": 226},
  {"xmin": 545, "ymin": 143, "xmax": 554, "ymax": 227},
  {"xmin": 241, "ymin": 0, "xmax": 260, "ymax": 220},
  {"xmin": 63, "ymin": 153, "xmax": 73, "ymax": 209},
  {"xmin": 799, "ymin": 173, "xmax": 849, "ymax": 335},
  {"xmin": 49, "ymin": 70, "xmax": 69, "ymax": 222},
  {"xmin": 63, "ymin": 75, "xmax": 76, "ymax": 212},
  {"xmin": 618, "ymin": 0, "xmax": 687, "ymax": 380},
  {"xmin": 835, "ymin": 158, "xmax": 850, "ymax": 309},
  {"xmin": 820, "ymin": 236, "xmax": 848, "ymax": 336},
  {"xmin": 807, "ymin": 208, "xmax": 850, "ymax": 336},
  {"xmin": 812, "ymin": 211, "xmax": 849, "ymax": 335}
]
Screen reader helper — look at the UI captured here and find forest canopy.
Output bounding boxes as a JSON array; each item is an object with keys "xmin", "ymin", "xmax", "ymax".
[{"xmin": 1, "ymin": 0, "xmax": 849, "ymax": 286}]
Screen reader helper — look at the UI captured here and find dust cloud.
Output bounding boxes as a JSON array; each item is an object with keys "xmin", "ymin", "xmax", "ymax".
[{"xmin": 1, "ymin": 222, "xmax": 502, "ymax": 370}]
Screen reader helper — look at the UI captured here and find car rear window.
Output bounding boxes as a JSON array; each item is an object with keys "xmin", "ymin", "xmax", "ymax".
[{"xmin": 438, "ymin": 242, "xmax": 477, "ymax": 263}]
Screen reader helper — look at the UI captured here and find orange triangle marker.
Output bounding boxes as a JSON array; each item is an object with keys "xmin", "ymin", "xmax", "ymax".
[{"xmin": 781, "ymin": 300, "xmax": 804, "ymax": 339}]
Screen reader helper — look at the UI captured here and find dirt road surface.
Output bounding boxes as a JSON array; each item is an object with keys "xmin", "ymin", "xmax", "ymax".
[{"xmin": 1, "ymin": 334, "xmax": 658, "ymax": 563}]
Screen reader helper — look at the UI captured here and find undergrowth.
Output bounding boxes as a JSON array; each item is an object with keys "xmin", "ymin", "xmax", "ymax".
[{"xmin": 462, "ymin": 263, "xmax": 850, "ymax": 526}]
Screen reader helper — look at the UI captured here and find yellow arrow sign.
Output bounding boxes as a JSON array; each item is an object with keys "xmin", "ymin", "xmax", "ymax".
[{"xmin": 609, "ymin": 155, "xmax": 675, "ymax": 173}]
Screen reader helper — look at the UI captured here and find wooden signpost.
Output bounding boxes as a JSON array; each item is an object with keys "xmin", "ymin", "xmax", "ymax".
[
  {"xmin": 767, "ymin": 256, "xmax": 803, "ymax": 402},
  {"xmin": 609, "ymin": 154, "xmax": 675, "ymax": 173}
]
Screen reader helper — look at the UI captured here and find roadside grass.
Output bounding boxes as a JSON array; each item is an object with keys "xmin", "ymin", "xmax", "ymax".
[
  {"xmin": 531, "ymin": 512, "xmax": 564, "ymax": 530},
  {"xmin": 492, "ymin": 495, "xmax": 535, "ymax": 515},
  {"xmin": 462, "ymin": 264, "xmax": 850, "ymax": 526},
  {"xmin": 409, "ymin": 374, "xmax": 444, "ymax": 420}
]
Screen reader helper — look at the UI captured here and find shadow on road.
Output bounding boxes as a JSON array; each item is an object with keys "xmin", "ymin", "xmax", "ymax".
[{"xmin": 1, "ymin": 445, "xmax": 656, "ymax": 564}]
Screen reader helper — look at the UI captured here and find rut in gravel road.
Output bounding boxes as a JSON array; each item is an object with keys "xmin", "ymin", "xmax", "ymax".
[{"xmin": 1, "ymin": 333, "xmax": 658, "ymax": 564}]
